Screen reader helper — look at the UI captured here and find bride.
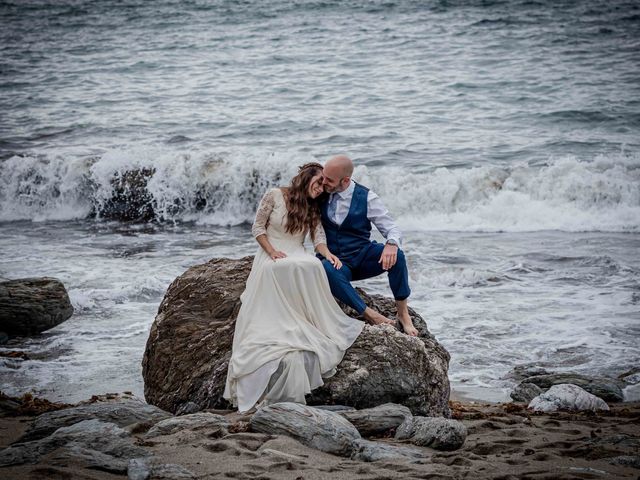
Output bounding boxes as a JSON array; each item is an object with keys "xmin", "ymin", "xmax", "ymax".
[{"xmin": 223, "ymin": 162, "xmax": 365, "ymax": 413}]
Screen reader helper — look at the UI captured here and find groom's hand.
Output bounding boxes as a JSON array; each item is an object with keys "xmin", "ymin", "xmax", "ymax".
[{"xmin": 379, "ymin": 244, "xmax": 398, "ymax": 270}]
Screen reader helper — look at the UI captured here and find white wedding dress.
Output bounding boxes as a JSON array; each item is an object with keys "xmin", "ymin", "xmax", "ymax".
[{"xmin": 223, "ymin": 188, "xmax": 364, "ymax": 412}]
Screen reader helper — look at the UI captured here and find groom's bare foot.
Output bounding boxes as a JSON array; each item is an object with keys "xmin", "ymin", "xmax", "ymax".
[
  {"xmin": 398, "ymin": 313, "xmax": 419, "ymax": 336},
  {"xmin": 363, "ymin": 307, "xmax": 396, "ymax": 326}
]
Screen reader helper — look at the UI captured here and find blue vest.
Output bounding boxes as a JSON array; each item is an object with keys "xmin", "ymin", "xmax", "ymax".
[{"xmin": 321, "ymin": 183, "xmax": 373, "ymax": 265}]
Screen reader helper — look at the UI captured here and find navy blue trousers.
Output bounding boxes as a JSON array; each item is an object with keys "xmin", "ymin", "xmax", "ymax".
[{"xmin": 321, "ymin": 242, "xmax": 411, "ymax": 314}]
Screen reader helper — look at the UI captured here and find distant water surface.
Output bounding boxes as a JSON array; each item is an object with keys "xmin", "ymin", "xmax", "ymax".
[{"xmin": 0, "ymin": 0, "xmax": 639, "ymax": 403}]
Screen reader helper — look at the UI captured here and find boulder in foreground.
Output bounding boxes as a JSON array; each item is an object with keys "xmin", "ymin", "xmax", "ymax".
[
  {"xmin": 142, "ymin": 257, "xmax": 451, "ymax": 416},
  {"xmin": 250, "ymin": 402, "xmax": 361, "ymax": 456}
]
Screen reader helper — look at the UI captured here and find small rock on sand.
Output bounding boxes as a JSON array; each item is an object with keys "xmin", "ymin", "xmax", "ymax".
[
  {"xmin": 396, "ymin": 416, "xmax": 467, "ymax": 450},
  {"xmin": 528, "ymin": 383, "xmax": 610, "ymax": 412}
]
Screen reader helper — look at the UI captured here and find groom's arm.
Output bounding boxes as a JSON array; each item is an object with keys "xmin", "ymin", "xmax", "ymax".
[
  {"xmin": 368, "ymin": 191, "xmax": 403, "ymax": 270},
  {"xmin": 367, "ymin": 191, "xmax": 402, "ymax": 247}
]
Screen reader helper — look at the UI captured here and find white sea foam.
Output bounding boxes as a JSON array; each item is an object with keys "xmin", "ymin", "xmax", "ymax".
[
  {"xmin": 1, "ymin": 148, "xmax": 637, "ymax": 232},
  {"xmin": 356, "ymin": 154, "xmax": 640, "ymax": 233}
]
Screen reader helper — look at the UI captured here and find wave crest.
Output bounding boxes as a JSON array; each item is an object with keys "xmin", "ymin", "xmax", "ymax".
[{"xmin": 0, "ymin": 147, "xmax": 638, "ymax": 232}]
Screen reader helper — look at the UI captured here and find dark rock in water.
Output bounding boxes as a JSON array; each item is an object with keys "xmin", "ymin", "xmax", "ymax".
[
  {"xmin": 522, "ymin": 373, "xmax": 624, "ymax": 403},
  {"xmin": 250, "ymin": 402, "xmax": 360, "ymax": 457},
  {"xmin": 507, "ymin": 365, "xmax": 552, "ymax": 381},
  {"xmin": 0, "ymin": 331, "xmax": 8, "ymax": 344},
  {"xmin": 0, "ymin": 277, "xmax": 74, "ymax": 337},
  {"xmin": 19, "ymin": 397, "xmax": 171, "ymax": 443},
  {"xmin": 166, "ymin": 134, "xmax": 194, "ymax": 144},
  {"xmin": 618, "ymin": 367, "xmax": 640, "ymax": 385},
  {"xmin": 142, "ymin": 257, "xmax": 451, "ymax": 416},
  {"xmin": 510, "ymin": 382, "xmax": 544, "ymax": 403},
  {"xmin": 93, "ymin": 168, "xmax": 156, "ymax": 222}
]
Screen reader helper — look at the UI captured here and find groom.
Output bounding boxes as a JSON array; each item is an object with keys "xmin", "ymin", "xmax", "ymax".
[{"xmin": 319, "ymin": 155, "xmax": 418, "ymax": 336}]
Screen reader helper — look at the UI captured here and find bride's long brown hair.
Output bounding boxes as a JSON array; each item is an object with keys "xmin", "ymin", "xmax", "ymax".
[{"xmin": 283, "ymin": 162, "xmax": 326, "ymax": 242}]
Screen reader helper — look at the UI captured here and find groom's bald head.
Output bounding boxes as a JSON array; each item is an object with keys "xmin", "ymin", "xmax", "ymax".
[{"xmin": 323, "ymin": 155, "xmax": 354, "ymax": 193}]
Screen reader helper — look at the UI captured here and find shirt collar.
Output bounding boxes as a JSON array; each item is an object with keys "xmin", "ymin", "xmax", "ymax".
[{"xmin": 336, "ymin": 179, "xmax": 356, "ymax": 199}]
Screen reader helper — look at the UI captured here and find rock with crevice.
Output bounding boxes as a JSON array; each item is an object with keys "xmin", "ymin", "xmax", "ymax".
[
  {"xmin": 142, "ymin": 257, "xmax": 451, "ymax": 416},
  {"xmin": 19, "ymin": 397, "xmax": 171, "ymax": 443},
  {"xmin": 144, "ymin": 412, "xmax": 229, "ymax": 439},
  {"xmin": 0, "ymin": 419, "xmax": 149, "ymax": 467},
  {"xmin": 339, "ymin": 403, "xmax": 412, "ymax": 437},
  {"xmin": 249, "ymin": 402, "xmax": 361, "ymax": 457},
  {"xmin": 0, "ymin": 277, "xmax": 74, "ymax": 337}
]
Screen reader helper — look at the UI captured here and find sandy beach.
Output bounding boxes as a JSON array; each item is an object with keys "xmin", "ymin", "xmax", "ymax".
[{"xmin": 1, "ymin": 393, "xmax": 638, "ymax": 480}]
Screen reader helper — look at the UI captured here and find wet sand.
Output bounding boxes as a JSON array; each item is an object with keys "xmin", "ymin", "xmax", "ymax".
[{"xmin": 1, "ymin": 396, "xmax": 639, "ymax": 480}]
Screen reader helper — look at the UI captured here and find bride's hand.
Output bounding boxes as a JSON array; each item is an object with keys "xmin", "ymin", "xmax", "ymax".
[
  {"xmin": 326, "ymin": 253, "xmax": 342, "ymax": 269},
  {"xmin": 269, "ymin": 250, "xmax": 287, "ymax": 260}
]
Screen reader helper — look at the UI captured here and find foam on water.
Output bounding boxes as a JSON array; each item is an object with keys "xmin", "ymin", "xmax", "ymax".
[
  {"xmin": 1, "ymin": 148, "xmax": 638, "ymax": 232},
  {"xmin": 1, "ymin": 0, "xmax": 639, "ymax": 403}
]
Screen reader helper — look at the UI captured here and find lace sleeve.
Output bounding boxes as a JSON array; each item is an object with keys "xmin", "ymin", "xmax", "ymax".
[
  {"xmin": 312, "ymin": 222, "xmax": 327, "ymax": 247},
  {"xmin": 251, "ymin": 189, "xmax": 276, "ymax": 238}
]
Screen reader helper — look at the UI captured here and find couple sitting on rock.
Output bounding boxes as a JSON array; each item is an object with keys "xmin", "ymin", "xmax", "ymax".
[{"xmin": 223, "ymin": 155, "xmax": 419, "ymax": 413}]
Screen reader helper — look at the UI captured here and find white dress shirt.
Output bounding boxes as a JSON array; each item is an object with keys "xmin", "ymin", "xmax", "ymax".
[{"xmin": 327, "ymin": 180, "xmax": 402, "ymax": 247}]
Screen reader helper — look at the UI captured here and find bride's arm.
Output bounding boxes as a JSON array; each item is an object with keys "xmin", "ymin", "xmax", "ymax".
[
  {"xmin": 252, "ymin": 189, "xmax": 286, "ymax": 260},
  {"xmin": 313, "ymin": 223, "xmax": 342, "ymax": 269}
]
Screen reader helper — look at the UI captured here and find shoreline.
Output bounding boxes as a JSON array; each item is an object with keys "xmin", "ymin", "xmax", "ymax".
[{"xmin": 1, "ymin": 392, "xmax": 639, "ymax": 479}]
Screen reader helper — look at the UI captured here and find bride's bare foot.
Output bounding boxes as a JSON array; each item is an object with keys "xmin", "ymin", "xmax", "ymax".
[
  {"xmin": 363, "ymin": 307, "xmax": 396, "ymax": 326},
  {"xmin": 398, "ymin": 313, "xmax": 419, "ymax": 336}
]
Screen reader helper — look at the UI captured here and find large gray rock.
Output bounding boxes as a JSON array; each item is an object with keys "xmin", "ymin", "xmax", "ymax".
[
  {"xmin": 142, "ymin": 257, "xmax": 451, "ymax": 416},
  {"xmin": 19, "ymin": 398, "xmax": 171, "ymax": 443},
  {"xmin": 528, "ymin": 384, "xmax": 610, "ymax": 413},
  {"xmin": 506, "ymin": 365, "xmax": 551, "ymax": 382},
  {"xmin": 522, "ymin": 373, "xmax": 624, "ymax": 403},
  {"xmin": 396, "ymin": 416, "xmax": 467, "ymax": 451},
  {"xmin": 0, "ymin": 419, "xmax": 149, "ymax": 467},
  {"xmin": 144, "ymin": 412, "xmax": 229, "ymax": 439},
  {"xmin": 0, "ymin": 277, "xmax": 74, "ymax": 337},
  {"xmin": 339, "ymin": 403, "xmax": 412, "ymax": 437},
  {"xmin": 250, "ymin": 402, "xmax": 361, "ymax": 457}
]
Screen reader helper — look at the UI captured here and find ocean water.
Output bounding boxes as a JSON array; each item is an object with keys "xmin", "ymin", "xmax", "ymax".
[{"xmin": 0, "ymin": 0, "xmax": 639, "ymax": 403}]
